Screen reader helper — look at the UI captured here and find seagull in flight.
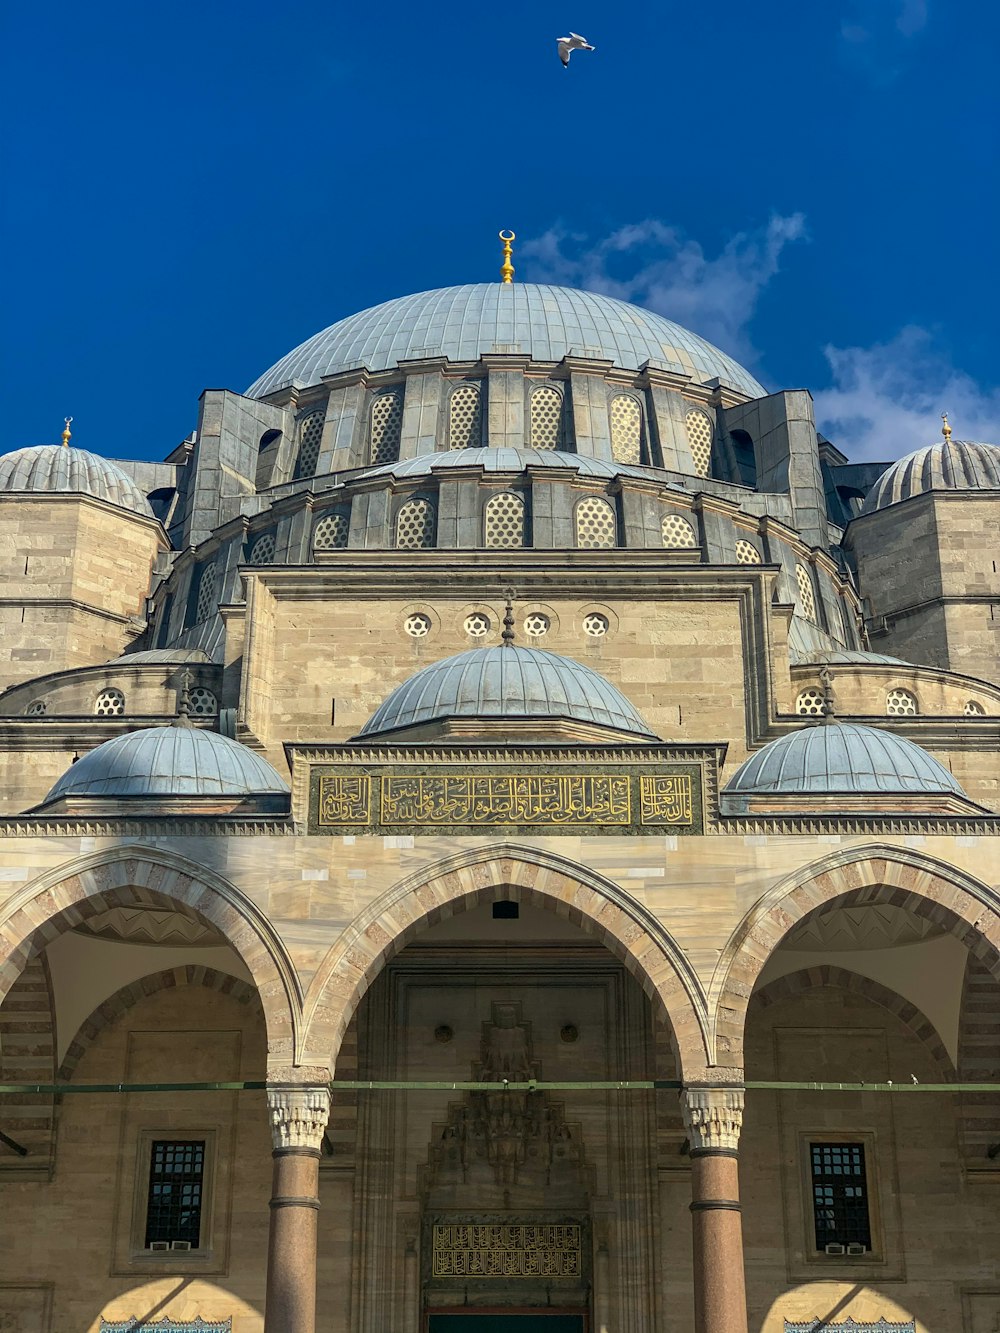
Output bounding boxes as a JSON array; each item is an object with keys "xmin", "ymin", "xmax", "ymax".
[{"xmin": 557, "ymin": 33, "xmax": 595, "ymax": 67}]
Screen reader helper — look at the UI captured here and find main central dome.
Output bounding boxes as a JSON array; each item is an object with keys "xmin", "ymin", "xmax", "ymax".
[{"xmin": 247, "ymin": 283, "xmax": 766, "ymax": 400}]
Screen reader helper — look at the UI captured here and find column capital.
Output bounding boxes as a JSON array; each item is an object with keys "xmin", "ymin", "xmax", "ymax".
[
  {"xmin": 267, "ymin": 1085, "xmax": 331, "ymax": 1153},
  {"xmin": 680, "ymin": 1085, "xmax": 745, "ymax": 1153}
]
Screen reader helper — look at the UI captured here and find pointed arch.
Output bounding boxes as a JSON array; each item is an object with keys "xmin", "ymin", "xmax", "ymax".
[{"xmin": 300, "ymin": 843, "xmax": 710, "ymax": 1079}]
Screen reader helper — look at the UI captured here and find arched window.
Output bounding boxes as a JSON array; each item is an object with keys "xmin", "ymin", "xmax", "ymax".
[
  {"xmin": 188, "ymin": 687, "xmax": 218, "ymax": 716},
  {"xmin": 685, "ymin": 409, "xmax": 713, "ymax": 478},
  {"xmin": 24, "ymin": 699, "xmax": 48, "ymax": 716},
  {"xmin": 294, "ymin": 411, "xmax": 324, "ymax": 481},
  {"xmin": 730, "ymin": 429, "xmax": 757, "ymax": 487},
  {"xmin": 95, "ymin": 687, "xmax": 125, "ymax": 717},
  {"xmin": 369, "ymin": 390, "xmax": 404, "ymax": 465},
  {"xmin": 661, "ymin": 513, "xmax": 697, "ymax": 549},
  {"xmin": 575, "ymin": 496, "xmax": 617, "ymax": 549},
  {"xmin": 795, "ymin": 563, "xmax": 817, "ymax": 621},
  {"xmin": 312, "ymin": 510, "xmax": 350, "ymax": 552},
  {"xmin": 735, "ymin": 538, "xmax": 762, "ymax": 564},
  {"xmin": 886, "ymin": 688, "xmax": 917, "ymax": 717},
  {"xmin": 256, "ymin": 428, "xmax": 283, "ymax": 490},
  {"xmin": 530, "ymin": 386, "xmax": 564, "ymax": 450},
  {"xmin": 796, "ymin": 688, "xmax": 825, "ymax": 717},
  {"xmin": 395, "ymin": 497, "xmax": 437, "ymax": 549},
  {"xmin": 449, "ymin": 384, "xmax": 483, "ymax": 449},
  {"xmin": 609, "ymin": 395, "xmax": 643, "ymax": 465},
  {"xmin": 484, "ymin": 493, "xmax": 526, "ymax": 548},
  {"xmin": 964, "ymin": 699, "xmax": 987, "ymax": 716},
  {"xmin": 194, "ymin": 561, "xmax": 218, "ymax": 623},
  {"xmin": 248, "ymin": 533, "xmax": 276, "ymax": 565}
]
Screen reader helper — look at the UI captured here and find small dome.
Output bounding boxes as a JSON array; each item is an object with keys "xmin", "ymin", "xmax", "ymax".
[
  {"xmin": 358, "ymin": 645, "xmax": 656, "ymax": 739},
  {"xmin": 247, "ymin": 283, "xmax": 765, "ymax": 399},
  {"xmin": 0, "ymin": 445, "xmax": 154, "ymax": 517},
  {"xmin": 724, "ymin": 722, "xmax": 964, "ymax": 798},
  {"xmin": 41, "ymin": 726, "xmax": 288, "ymax": 803},
  {"xmin": 860, "ymin": 438, "xmax": 1000, "ymax": 514},
  {"xmin": 364, "ymin": 448, "xmax": 674, "ymax": 486}
]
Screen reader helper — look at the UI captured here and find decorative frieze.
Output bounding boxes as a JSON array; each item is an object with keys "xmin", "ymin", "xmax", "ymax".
[
  {"xmin": 267, "ymin": 1086, "xmax": 331, "ymax": 1152},
  {"xmin": 431, "ymin": 1222, "xmax": 582, "ymax": 1279},
  {"xmin": 680, "ymin": 1086, "xmax": 745, "ymax": 1152}
]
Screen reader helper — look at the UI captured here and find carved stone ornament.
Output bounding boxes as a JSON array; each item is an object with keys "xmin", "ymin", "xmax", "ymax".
[
  {"xmin": 99, "ymin": 1322, "xmax": 233, "ymax": 1333},
  {"xmin": 680, "ymin": 1086, "xmax": 745, "ymax": 1152},
  {"xmin": 783, "ymin": 1321, "xmax": 915, "ymax": 1333},
  {"xmin": 267, "ymin": 1086, "xmax": 331, "ymax": 1151}
]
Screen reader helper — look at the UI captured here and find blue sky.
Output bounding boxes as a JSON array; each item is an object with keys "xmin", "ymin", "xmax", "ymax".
[{"xmin": 2, "ymin": 0, "xmax": 998, "ymax": 462}]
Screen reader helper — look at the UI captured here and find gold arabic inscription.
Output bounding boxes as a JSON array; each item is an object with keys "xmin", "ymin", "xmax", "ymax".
[
  {"xmin": 431, "ymin": 1223, "xmax": 581, "ymax": 1279},
  {"xmin": 381, "ymin": 774, "xmax": 630, "ymax": 826}
]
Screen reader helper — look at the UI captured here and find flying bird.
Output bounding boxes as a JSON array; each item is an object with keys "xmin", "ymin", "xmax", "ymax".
[{"xmin": 557, "ymin": 33, "xmax": 595, "ymax": 67}]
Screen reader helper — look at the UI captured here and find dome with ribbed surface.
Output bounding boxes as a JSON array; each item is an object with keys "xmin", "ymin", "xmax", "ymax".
[
  {"xmin": 247, "ymin": 284, "xmax": 766, "ymax": 400},
  {"xmin": 791, "ymin": 649, "xmax": 911, "ymax": 666},
  {"xmin": 0, "ymin": 445, "xmax": 154, "ymax": 517},
  {"xmin": 41, "ymin": 726, "xmax": 288, "ymax": 803},
  {"xmin": 358, "ymin": 646, "xmax": 656, "ymax": 739},
  {"xmin": 724, "ymin": 722, "xmax": 964, "ymax": 798},
  {"xmin": 860, "ymin": 439, "xmax": 1000, "ymax": 514}
]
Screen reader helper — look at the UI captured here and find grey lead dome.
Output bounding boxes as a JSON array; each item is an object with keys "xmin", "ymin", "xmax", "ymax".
[
  {"xmin": 0, "ymin": 445, "xmax": 154, "ymax": 517},
  {"xmin": 860, "ymin": 438, "xmax": 1000, "ymax": 514}
]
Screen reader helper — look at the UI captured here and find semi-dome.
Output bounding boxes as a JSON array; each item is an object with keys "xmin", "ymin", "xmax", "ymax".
[
  {"xmin": 0, "ymin": 445, "xmax": 154, "ymax": 517},
  {"xmin": 247, "ymin": 284, "xmax": 766, "ymax": 400},
  {"xmin": 724, "ymin": 722, "xmax": 964, "ymax": 799},
  {"xmin": 106, "ymin": 648, "xmax": 213, "ymax": 665},
  {"xmin": 364, "ymin": 448, "xmax": 677, "ymax": 486},
  {"xmin": 860, "ymin": 438, "xmax": 1000, "ymax": 514},
  {"xmin": 40, "ymin": 725, "xmax": 289, "ymax": 804},
  {"xmin": 358, "ymin": 645, "xmax": 656, "ymax": 739}
]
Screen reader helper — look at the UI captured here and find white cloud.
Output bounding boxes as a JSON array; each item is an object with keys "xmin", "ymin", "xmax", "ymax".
[
  {"xmin": 839, "ymin": 0, "xmax": 929, "ymax": 77},
  {"xmin": 521, "ymin": 214, "xmax": 807, "ymax": 367},
  {"xmin": 813, "ymin": 327, "xmax": 1000, "ymax": 462}
]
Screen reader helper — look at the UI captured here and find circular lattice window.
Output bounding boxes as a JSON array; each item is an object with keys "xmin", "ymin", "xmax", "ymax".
[
  {"xmin": 964, "ymin": 699, "xmax": 987, "ymax": 716},
  {"xmin": 24, "ymin": 699, "xmax": 48, "ymax": 716},
  {"xmin": 575, "ymin": 497, "xmax": 617, "ymax": 549},
  {"xmin": 449, "ymin": 384, "xmax": 483, "ymax": 449},
  {"xmin": 249, "ymin": 533, "xmax": 276, "ymax": 565},
  {"xmin": 464, "ymin": 612, "xmax": 491, "ymax": 637},
  {"xmin": 195, "ymin": 562, "xmax": 218, "ymax": 624},
  {"xmin": 404, "ymin": 613, "xmax": 431, "ymax": 638},
  {"xmin": 530, "ymin": 386, "xmax": 563, "ymax": 450},
  {"xmin": 661, "ymin": 513, "xmax": 697, "ymax": 549},
  {"xmin": 484, "ymin": 493, "xmax": 526, "ymax": 548},
  {"xmin": 369, "ymin": 391, "xmax": 404, "ymax": 465},
  {"xmin": 795, "ymin": 564, "xmax": 817, "ymax": 621},
  {"xmin": 582, "ymin": 613, "xmax": 609, "ymax": 638},
  {"xmin": 609, "ymin": 395, "xmax": 642, "ymax": 465},
  {"xmin": 395, "ymin": 498, "xmax": 436, "ymax": 549},
  {"xmin": 685, "ymin": 409, "xmax": 713, "ymax": 478},
  {"xmin": 735, "ymin": 539, "xmax": 762, "ymax": 564},
  {"xmin": 796, "ymin": 688, "xmax": 825, "ymax": 716},
  {"xmin": 188, "ymin": 687, "xmax": 218, "ymax": 716},
  {"xmin": 313, "ymin": 511, "xmax": 349, "ymax": 552},
  {"xmin": 295, "ymin": 410, "xmax": 325, "ymax": 480},
  {"xmin": 523, "ymin": 613, "xmax": 550, "ymax": 637},
  {"xmin": 886, "ymin": 688, "xmax": 917, "ymax": 717},
  {"xmin": 95, "ymin": 688, "xmax": 125, "ymax": 717}
]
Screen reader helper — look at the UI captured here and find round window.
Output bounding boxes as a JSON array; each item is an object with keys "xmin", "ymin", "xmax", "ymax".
[
  {"xmin": 464, "ymin": 613, "xmax": 491, "ymax": 637},
  {"xmin": 582, "ymin": 613, "xmax": 609, "ymax": 638},
  {"xmin": 404, "ymin": 613, "xmax": 432, "ymax": 638}
]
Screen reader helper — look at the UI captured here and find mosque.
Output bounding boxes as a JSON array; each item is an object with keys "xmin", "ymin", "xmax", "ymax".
[{"xmin": 0, "ymin": 239, "xmax": 998, "ymax": 1333}]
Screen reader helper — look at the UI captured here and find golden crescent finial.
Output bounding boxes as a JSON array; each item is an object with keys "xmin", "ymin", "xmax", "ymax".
[
  {"xmin": 941, "ymin": 412, "xmax": 952, "ymax": 442},
  {"xmin": 61, "ymin": 417, "xmax": 73, "ymax": 448},
  {"xmin": 499, "ymin": 230, "xmax": 515, "ymax": 284}
]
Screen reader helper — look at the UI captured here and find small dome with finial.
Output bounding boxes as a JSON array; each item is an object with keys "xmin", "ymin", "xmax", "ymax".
[
  {"xmin": 860, "ymin": 416, "xmax": 1000, "ymax": 515},
  {"xmin": 0, "ymin": 423, "xmax": 154, "ymax": 517}
]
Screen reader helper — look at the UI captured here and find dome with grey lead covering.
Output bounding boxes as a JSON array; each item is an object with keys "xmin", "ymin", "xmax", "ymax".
[
  {"xmin": 860, "ymin": 438, "xmax": 1000, "ymax": 514},
  {"xmin": 0, "ymin": 445, "xmax": 154, "ymax": 517}
]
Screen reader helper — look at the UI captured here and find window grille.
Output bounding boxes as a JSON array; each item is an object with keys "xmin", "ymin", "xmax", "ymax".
[
  {"xmin": 294, "ymin": 410, "xmax": 324, "ymax": 480},
  {"xmin": 464, "ymin": 612, "xmax": 491, "ymax": 637},
  {"xmin": 484, "ymin": 492, "xmax": 526, "ymax": 548},
  {"xmin": 145, "ymin": 1139, "xmax": 206, "ymax": 1249},
  {"xmin": 964, "ymin": 699, "xmax": 986, "ymax": 716},
  {"xmin": 609, "ymin": 395, "xmax": 642, "ymax": 465},
  {"xmin": 523, "ymin": 613, "xmax": 550, "ymax": 637},
  {"xmin": 248, "ymin": 533, "xmax": 276, "ymax": 565},
  {"xmin": 395, "ymin": 497, "xmax": 436, "ymax": 549},
  {"xmin": 661, "ymin": 513, "xmax": 697, "ymax": 548},
  {"xmin": 886, "ymin": 688, "xmax": 917, "ymax": 717},
  {"xmin": 404, "ymin": 613, "xmax": 431, "ymax": 638},
  {"xmin": 685, "ymin": 409, "xmax": 713, "ymax": 478},
  {"xmin": 369, "ymin": 390, "xmax": 404, "ymax": 465},
  {"xmin": 195, "ymin": 562, "xmax": 218, "ymax": 624},
  {"xmin": 95, "ymin": 688, "xmax": 125, "ymax": 717},
  {"xmin": 796, "ymin": 688, "xmax": 825, "ymax": 716},
  {"xmin": 575, "ymin": 496, "xmax": 617, "ymax": 549},
  {"xmin": 530, "ymin": 386, "xmax": 563, "ymax": 450},
  {"xmin": 810, "ymin": 1142, "xmax": 871, "ymax": 1251},
  {"xmin": 582, "ymin": 613, "xmax": 609, "ymax": 637},
  {"xmin": 187, "ymin": 687, "xmax": 218, "ymax": 716},
  {"xmin": 312, "ymin": 511, "xmax": 350, "ymax": 552},
  {"xmin": 449, "ymin": 384, "xmax": 483, "ymax": 449},
  {"xmin": 25, "ymin": 699, "xmax": 48, "ymax": 716},
  {"xmin": 736, "ymin": 538, "xmax": 762, "ymax": 564},
  {"xmin": 795, "ymin": 564, "xmax": 817, "ymax": 621}
]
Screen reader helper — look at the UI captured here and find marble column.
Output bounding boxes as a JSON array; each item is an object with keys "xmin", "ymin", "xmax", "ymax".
[
  {"xmin": 264, "ymin": 1086, "xmax": 331, "ymax": 1333},
  {"xmin": 680, "ymin": 1086, "xmax": 748, "ymax": 1333}
]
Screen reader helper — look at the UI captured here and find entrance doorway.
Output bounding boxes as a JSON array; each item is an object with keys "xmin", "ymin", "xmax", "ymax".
[{"xmin": 427, "ymin": 1315, "xmax": 586, "ymax": 1333}]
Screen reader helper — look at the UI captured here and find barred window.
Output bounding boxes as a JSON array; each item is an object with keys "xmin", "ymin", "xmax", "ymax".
[
  {"xmin": 95, "ymin": 687, "xmax": 125, "ymax": 717},
  {"xmin": 609, "ymin": 395, "xmax": 642, "ymax": 465},
  {"xmin": 661, "ymin": 513, "xmax": 697, "ymax": 549},
  {"xmin": 530, "ymin": 385, "xmax": 563, "ymax": 450},
  {"xmin": 735, "ymin": 538, "xmax": 762, "ymax": 564},
  {"xmin": 25, "ymin": 699, "xmax": 48, "ymax": 716},
  {"xmin": 312, "ymin": 511, "xmax": 350, "ymax": 552},
  {"xmin": 248, "ymin": 533, "xmax": 276, "ymax": 565},
  {"xmin": 449, "ymin": 383, "xmax": 483, "ymax": 449},
  {"xmin": 964, "ymin": 699, "xmax": 987, "ymax": 716},
  {"xmin": 369, "ymin": 390, "xmax": 404, "ymax": 465},
  {"xmin": 187, "ymin": 687, "xmax": 218, "ymax": 716},
  {"xmin": 886, "ymin": 688, "xmax": 917, "ymax": 717},
  {"xmin": 294, "ymin": 409, "xmax": 325, "ymax": 481},
  {"xmin": 795, "ymin": 563, "xmax": 817, "ymax": 621},
  {"xmin": 810, "ymin": 1142, "xmax": 871, "ymax": 1251},
  {"xmin": 796, "ymin": 688, "xmax": 825, "ymax": 716},
  {"xmin": 685, "ymin": 409, "xmax": 713, "ymax": 478},
  {"xmin": 195, "ymin": 562, "xmax": 218, "ymax": 624},
  {"xmin": 396, "ymin": 497, "xmax": 437, "ymax": 549},
  {"xmin": 484, "ymin": 492, "xmax": 525, "ymax": 548},
  {"xmin": 575, "ymin": 496, "xmax": 617, "ymax": 549},
  {"xmin": 145, "ymin": 1140, "xmax": 206, "ymax": 1249}
]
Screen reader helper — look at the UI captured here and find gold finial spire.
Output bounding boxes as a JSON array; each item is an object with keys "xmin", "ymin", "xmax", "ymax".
[
  {"xmin": 61, "ymin": 417, "xmax": 73, "ymax": 448},
  {"xmin": 941, "ymin": 412, "xmax": 952, "ymax": 442},
  {"xmin": 499, "ymin": 230, "xmax": 515, "ymax": 284}
]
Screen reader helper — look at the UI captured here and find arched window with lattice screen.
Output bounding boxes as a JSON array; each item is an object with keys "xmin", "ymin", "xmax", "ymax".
[
  {"xmin": 95, "ymin": 687, "xmax": 125, "ymax": 717},
  {"xmin": 735, "ymin": 538, "xmax": 762, "ymax": 564},
  {"xmin": 685, "ymin": 409, "xmax": 714, "ymax": 478},
  {"xmin": 795, "ymin": 563, "xmax": 817, "ymax": 621},
  {"xmin": 369, "ymin": 390, "xmax": 404, "ymax": 465},
  {"xmin": 194, "ymin": 562, "xmax": 218, "ymax": 624},
  {"xmin": 294, "ymin": 410, "xmax": 325, "ymax": 481},
  {"xmin": 886, "ymin": 688, "xmax": 917, "ymax": 717},
  {"xmin": 610, "ymin": 395, "xmax": 643, "ymax": 465},
  {"xmin": 248, "ymin": 533, "xmax": 276, "ymax": 565},
  {"xmin": 661, "ymin": 513, "xmax": 697, "ymax": 549},
  {"xmin": 530, "ymin": 385, "xmax": 564, "ymax": 450},
  {"xmin": 796, "ymin": 688, "xmax": 825, "ymax": 716},
  {"xmin": 449, "ymin": 384, "xmax": 483, "ymax": 449},
  {"xmin": 312, "ymin": 510, "xmax": 350, "ymax": 553},
  {"xmin": 395, "ymin": 496, "xmax": 437, "ymax": 549},
  {"xmin": 575, "ymin": 496, "xmax": 617, "ymax": 549},
  {"xmin": 484, "ymin": 493, "xmax": 526, "ymax": 548}
]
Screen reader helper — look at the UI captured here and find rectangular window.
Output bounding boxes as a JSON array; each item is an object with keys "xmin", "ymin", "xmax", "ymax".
[
  {"xmin": 145, "ymin": 1139, "xmax": 205, "ymax": 1249},
  {"xmin": 810, "ymin": 1142, "xmax": 871, "ymax": 1250}
]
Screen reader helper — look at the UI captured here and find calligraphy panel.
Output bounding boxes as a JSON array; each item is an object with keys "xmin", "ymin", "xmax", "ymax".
[
  {"xmin": 381, "ymin": 775, "xmax": 630, "ymax": 827},
  {"xmin": 639, "ymin": 774, "xmax": 693, "ymax": 826},
  {"xmin": 317, "ymin": 775, "xmax": 371, "ymax": 825},
  {"xmin": 432, "ymin": 1223, "xmax": 582, "ymax": 1279}
]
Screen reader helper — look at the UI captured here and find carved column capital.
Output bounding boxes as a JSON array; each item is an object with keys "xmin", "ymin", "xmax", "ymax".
[
  {"xmin": 680, "ymin": 1086, "xmax": 745, "ymax": 1153},
  {"xmin": 267, "ymin": 1085, "xmax": 331, "ymax": 1153}
]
